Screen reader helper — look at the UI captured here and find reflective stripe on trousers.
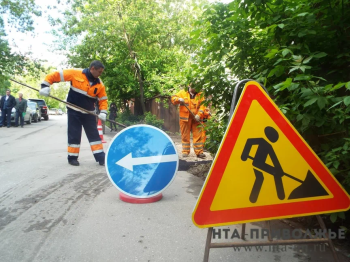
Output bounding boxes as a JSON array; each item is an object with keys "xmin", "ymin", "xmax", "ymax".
[
  {"xmin": 179, "ymin": 116, "xmax": 204, "ymax": 155},
  {"xmin": 90, "ymin": 141, "xmax": 103, "ymax": 154}
]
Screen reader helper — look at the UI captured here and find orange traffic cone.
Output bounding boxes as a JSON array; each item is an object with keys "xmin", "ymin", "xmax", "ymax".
[{"xmin": 97, "ymin": 119, "xmax": 106, "ymax": 143}]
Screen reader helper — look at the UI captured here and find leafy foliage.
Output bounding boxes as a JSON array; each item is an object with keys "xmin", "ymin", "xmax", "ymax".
[
  {"xmin": 9, "ymin": 68, "xmax": 68, "ymax": 109},
  {"xmin": 191, "ymin": 0, "xmax": 350, "ymax": 221},
  {"xmin": 54, "ymin": 0, "xmax": 206, "ymax": 113},
  {"xmin": 115, "ymin": 109, "xmax": 143, "ymax": 127},
  {"xmin": 144, "ymin": 112, "xmax": 164, "ymax": 129},
  {"xmin": 114, "ymin": 110, "xmax": 164, "ymax": 129},
  {"xmin": 0, "ymin": 0, "xmax": 42, "ymax": 94},
  {"xmin": 203, "ymin": 118, "xmax": 227, "ymax": 154}
]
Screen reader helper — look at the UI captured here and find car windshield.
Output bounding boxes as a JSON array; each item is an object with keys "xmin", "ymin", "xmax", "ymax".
[
  {"xmin": 28, "ymin": 103, "xmax": 36, "ymax": 110},
  {"xmin": 29, "ymin": 99, "xmax": 46, "ymax": 107}
]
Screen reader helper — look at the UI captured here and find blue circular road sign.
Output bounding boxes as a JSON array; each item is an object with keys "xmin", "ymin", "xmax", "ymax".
[{"xmin": 106, "ymin": 124, "xmax": 179, "ymax": 198}]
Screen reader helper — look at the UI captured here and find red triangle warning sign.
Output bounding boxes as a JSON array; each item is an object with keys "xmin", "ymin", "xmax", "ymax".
[{"xmin": 192, "ymin": 81, "xmax": 350, "ymax": 228}]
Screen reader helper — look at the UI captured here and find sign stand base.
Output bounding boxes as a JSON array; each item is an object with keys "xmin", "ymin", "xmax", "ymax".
[
  {"xmin": 119, "ymin": 192, "xmax": 163, "ymax": 204},
  {"xmin": 203, "ymin": 215, "xmax": 339, "ymax": 262}
]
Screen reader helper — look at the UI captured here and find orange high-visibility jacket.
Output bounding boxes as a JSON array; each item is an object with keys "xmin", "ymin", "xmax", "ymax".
[
  {"xmin": 171, "ymin": 89, "xmax": 206, "ymax": 121},
  {"xmin": 42, "ymin": 69, "xmax": 108, "ymax": 113}
]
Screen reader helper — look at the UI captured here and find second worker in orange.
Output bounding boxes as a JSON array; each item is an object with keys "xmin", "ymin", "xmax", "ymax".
[{"xmin": 171, "ymin": 84, "xmax": 206, "ymax": 159}]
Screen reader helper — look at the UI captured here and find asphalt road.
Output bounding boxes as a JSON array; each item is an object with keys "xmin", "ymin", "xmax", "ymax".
[{"xmin": 0, "ymin": 115, "xmax": 348, "ymax": 262}]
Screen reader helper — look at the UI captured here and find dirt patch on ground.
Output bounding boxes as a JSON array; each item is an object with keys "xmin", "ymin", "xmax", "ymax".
[
  {"xmin": 187, "ymin": 162, "xmax": 212, "ymax": 180},
  {"xmin": 169, "ymin": 134, "xmax": 213, "ymax": 180}
]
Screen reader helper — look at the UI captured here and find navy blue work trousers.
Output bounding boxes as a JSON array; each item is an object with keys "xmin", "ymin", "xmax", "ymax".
[{"xmin": 67, "ymin": 109, "xmax": 105, "ymax": 162}]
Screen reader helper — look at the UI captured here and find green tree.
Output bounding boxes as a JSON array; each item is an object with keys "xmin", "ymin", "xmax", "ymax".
[
  {"xmin": 9, "ymin": 66, "xmax": 69, "ymax": 109},
  {"xmin": 54, "ymin": 0, "xmax": 206, "ymax": 114},
  {"xmin": 0, "ymin": 0, "xmax": 42, "ymax": 94},
  {"xmin": 45, "ymin": 82, "xmax": 70, "ymax": 110}
]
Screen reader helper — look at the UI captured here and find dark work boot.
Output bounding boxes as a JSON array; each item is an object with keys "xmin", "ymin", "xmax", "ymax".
[
  {"xmin": 68, "ymin": 159, "xmax": 80, "ymax": 166},
  {"xmin": 98, "ymin": 155, "xmax": 105, "ymax": 166},
  {"xmin": 99, "ymin": 159, "xmax": 105, "ymax": 166},
  {"xmin": 196, "ymin": 153, "xmax": 206, "ymax": 159}
]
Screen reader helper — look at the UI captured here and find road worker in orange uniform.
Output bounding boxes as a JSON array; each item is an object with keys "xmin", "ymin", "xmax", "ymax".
[
  {"xmin": 39, "ymin": 60, "xmax": 108, "ymax": 167},
  {"xmin": 171, "ymin": 84, "xmax": 206, "ymax": 159}
]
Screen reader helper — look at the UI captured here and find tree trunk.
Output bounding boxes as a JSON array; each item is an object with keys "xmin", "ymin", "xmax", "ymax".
[
  {"xmin": 133, "ymin": 97, "xmax": 144, "ymax": 116},
  {"xmin": 118, "ymin": 9, "xmax": 146, "ymax": 115},
  {"xmin": 134, "ymin": 61, "xmax": 146, "ymax": 114}
]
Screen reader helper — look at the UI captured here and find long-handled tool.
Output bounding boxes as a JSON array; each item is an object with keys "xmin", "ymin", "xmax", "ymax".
[
  {"xmin": 10, "ymin": 78, "xmax": 127, "ymax": 128},
  {"xmin": 182, "ymin": 103, "xmax": 205, "ymax": 128}
]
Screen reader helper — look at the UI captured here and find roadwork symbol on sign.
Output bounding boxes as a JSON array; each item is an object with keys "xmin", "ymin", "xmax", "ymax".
[
  {"xmin": 106, "ymin": 124, "xmax": 179, "ymax": 198},
  {"xmin": 192, "ymin": 81, "xmax": 350, "ymax": 228}
]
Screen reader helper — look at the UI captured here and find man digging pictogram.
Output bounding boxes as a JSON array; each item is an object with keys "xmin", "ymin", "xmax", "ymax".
[{"xmin": 241, "ymin": 126, "xmax": 305, "ymax": 203}]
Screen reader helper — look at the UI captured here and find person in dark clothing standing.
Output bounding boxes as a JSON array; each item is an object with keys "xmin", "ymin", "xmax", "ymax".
[
  {"xmin": 0, "ymin": 89, "xmax": 16, "ymax": 128},
  {"xmin": 14, "ymin": 92, "xmax": 27, "ymax": 128},
  {"xmin": 109, "ymin": 102, "xmax": 118, "ymax": 131}
]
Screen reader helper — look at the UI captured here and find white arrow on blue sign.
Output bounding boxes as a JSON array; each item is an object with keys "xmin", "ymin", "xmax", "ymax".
[{"xmin": 106, "ymin": 124, "xmax": 179, "ymax": 198}]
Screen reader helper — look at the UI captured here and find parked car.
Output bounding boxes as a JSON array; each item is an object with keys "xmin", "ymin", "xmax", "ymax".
[
  {"xmin": 57, "ymin": 109, "xmax": 63, "ymax": 115},
  {"xmin": 27, "ymin": 101, "xmax": 41, "ymax": 122},
  {"xmin": 28, "ymin": 98, "xmax": 49, "ymax": 120}
]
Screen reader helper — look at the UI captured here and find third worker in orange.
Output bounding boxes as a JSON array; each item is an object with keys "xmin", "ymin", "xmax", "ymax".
[{"xmin": 171, "ymin": 84, "xmax": 206, "ymax": 159}]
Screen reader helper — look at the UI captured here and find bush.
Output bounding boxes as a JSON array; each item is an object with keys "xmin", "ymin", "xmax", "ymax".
[
  {"xmin": 115, "ymin": 109, "xmax": 142, "ymax": 126},
  {"xmin": 143, "ymin": 112, "xmax": 164, "ymax": 129},
  {"xmin": 115, "ymin": 110, "xmax": 164, "ymax": 129},
  {"xmin": 204, "ymin": 118, "xmax": 227, "ymax": 156}
]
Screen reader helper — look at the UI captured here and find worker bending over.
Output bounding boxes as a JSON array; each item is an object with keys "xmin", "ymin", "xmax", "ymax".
[
  {"xmin": 40, "ymin": 60, "xmax": 108, "ymax": 167},
  {"xmin": 171, "ymin": 84, "xmax": 206, "ymax": 159}
]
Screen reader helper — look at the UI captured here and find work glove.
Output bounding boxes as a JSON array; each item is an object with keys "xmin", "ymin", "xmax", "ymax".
[
  {"xmin": 98, "ymin": 112, "xmax": 107, "ymax": 121},
  {"xmin": 39, "ymin": 84, "xmax": 51, "ymax": 97},
  {"xmin": 195, "ymin": 115, "xmax": 201, "ymax": 122},
  {"xmin": 178, "ymin": 98, "xmax": 185, "ymax": 105}
]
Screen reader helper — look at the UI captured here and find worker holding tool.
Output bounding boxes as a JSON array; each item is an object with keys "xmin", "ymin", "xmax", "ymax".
[
  {"xmin": 39, "ymin": 60, "xmax": 108, "ymax": 167},
  {"xmin": 171, "ymin": 83, "xmax": 206, "ymax": 158}
]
